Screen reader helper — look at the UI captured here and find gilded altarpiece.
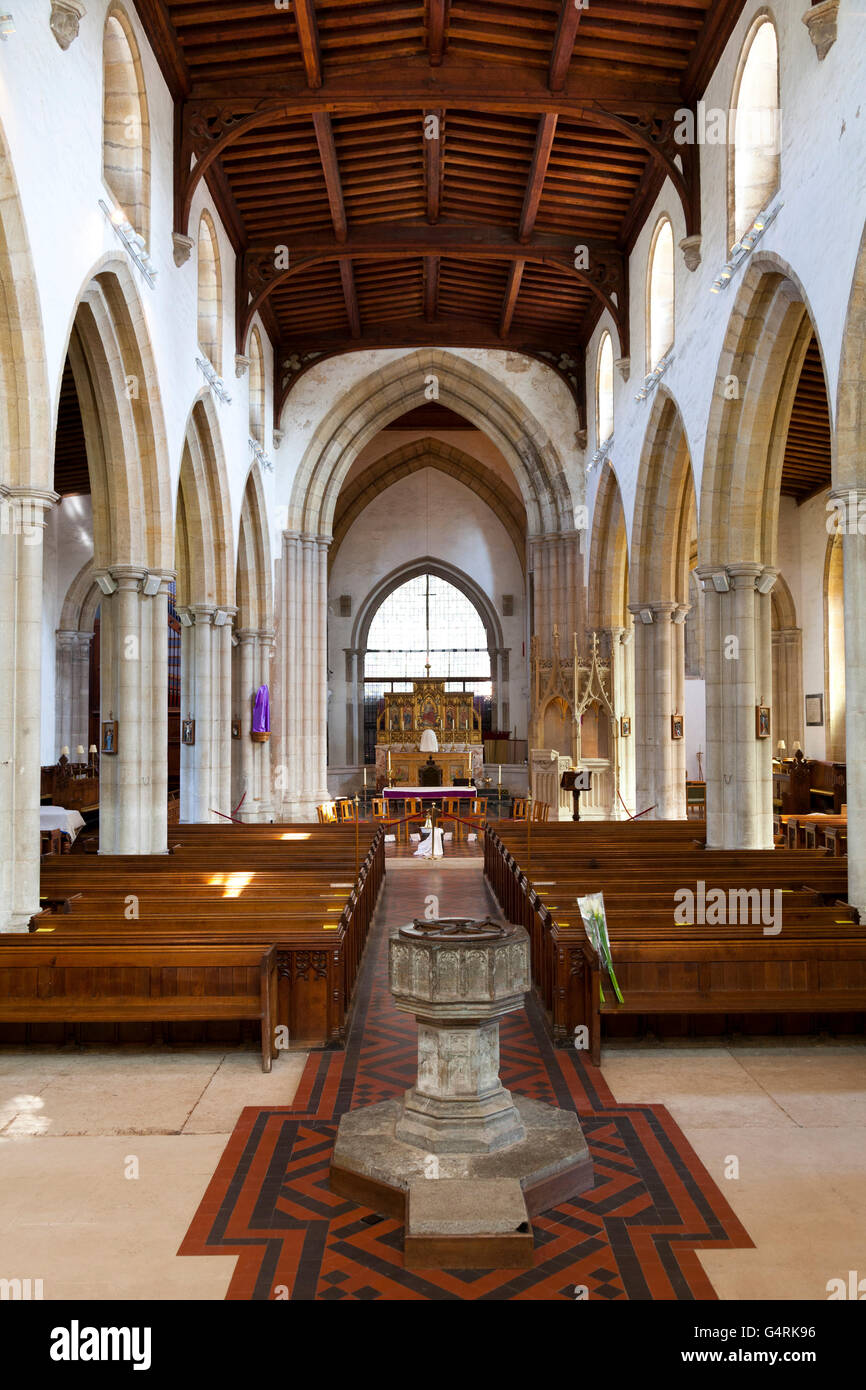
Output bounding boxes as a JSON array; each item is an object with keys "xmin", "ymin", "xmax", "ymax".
[{"xmin": 375, "ymin": 679, "xmax": 483, "ymax": 787}]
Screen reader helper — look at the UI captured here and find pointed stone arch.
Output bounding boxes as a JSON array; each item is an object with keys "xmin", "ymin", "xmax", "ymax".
[
  {"xmin": 699, "ymin": 252, "xmax": 829, "ymax": 570},
  {"xmin": 330, "ymin": 436, "xmax": 527, "ymax": 571},
  {"xmin": 630, "ymin": 388, "xmax": 696, "ymax": 821},
  {"xmin": 231, "ymin": 462, "xmax": 274, "ymax": 822},
  {"xmin": 59, "ymin": 256, "xmax": 172, "ymax": 572},
  {"xmin": 175, "ymin": 392, "xmax": 234, "ymax": 610},
  {"xmin": 698, "ymin": 252, "xmax": 829, "ymax": 850},
  {"xmin": 632, "ymin": 386, "xmax": 696, "ymax": 606},
  {"xmin": 0, "ymin": 114, "xmax": 53, "ymax": 929},
  {"xmin": 236, "ymin": 461, "xmax": 273, "ymax": 632},
  {"xmin": 588, "ymin": 461, "xmax": 628, "ymax": 631},
  {"xmin": 285, "ymin": 349, "xmax": 574, "ymax": 538}
]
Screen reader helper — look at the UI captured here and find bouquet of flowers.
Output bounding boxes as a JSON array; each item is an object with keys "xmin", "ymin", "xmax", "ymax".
[{"xmin": 577, "ymin": 892, "xmax": 624, "ymax": 1004}]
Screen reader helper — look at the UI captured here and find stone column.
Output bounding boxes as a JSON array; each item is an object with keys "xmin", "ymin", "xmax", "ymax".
[
  {"xmin": 0, "ymin": 489, "xmax": 57, "ymax": 931},
  {"xmin": 55, "ymin": 629, "xmax": 92, "ymax": 756},
  {"xmin": 629, "ymin": 600, "xmax": 685, "ymax": 819},
  {"xmin": 233, "ymin": 626, "xmax": 274, "ymax": 822},
  {"xmin": 838, "ymin": 493, "xmax": 866, "ymax": 911},
  {"xmin": 177, "ymin": 603, "xmax": 234, "ymax": 823},
  {"xmin": 697, "ymin": 563, "xmax": 776, "ymax": 849},
  {"xmin": 96, "ymin": 566, "xmax": 171, "ymax": 854},
  {"xmin": 772, "ymin": 627, "xmax": 804, "ymax": 751},
  {"xmin": 276, "ymin": 530, "xmax": 331, "ymax": 819},
  {"xmin": 606, "ymin": 625, "xmax": 635, "ymax": 818}
]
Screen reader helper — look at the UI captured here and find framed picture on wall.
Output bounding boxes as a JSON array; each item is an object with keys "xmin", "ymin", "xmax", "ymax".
[
  {"xmin": 805, "ymin": 693, "xmax": 824, "ymax": 727},
  {"xmin": 756, "ymin": 705, "xmax": 771, "ymax": 738},
  {"xmin": 671, "ymin": 713, "xmax": 684, "ymax": 741},
  {"xmin": 620, "ymin": 716, "xmax": 631, "ymax": 737},
  {"xmin": 182, "ymin": 719, "xmax": 196, "ymax": 746},
  {"xmin": 101, "ymin": 720, "xmax": 118, "ymax": 755}
]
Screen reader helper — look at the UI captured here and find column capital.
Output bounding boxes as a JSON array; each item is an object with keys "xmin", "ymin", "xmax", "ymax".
[
  {"xmin": 55, "ymin": 628, "xmax": 93, "ymax": 648},
  {"xmin": 628, "ymin": 600, "xmax": 678, "ymax": 621},
  {"xmin": 725, "ymin": 562, "xmax": 764, "ymax": 585}
]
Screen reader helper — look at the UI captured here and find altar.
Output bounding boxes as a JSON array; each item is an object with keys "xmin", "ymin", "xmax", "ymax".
[{"xmin": 375, "ymin": 679, "xmax": 484, "ymax": 789}]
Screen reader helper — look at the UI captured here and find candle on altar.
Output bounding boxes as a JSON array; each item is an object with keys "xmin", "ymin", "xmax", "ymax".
[
  {"xmin": 363, "ymin": 765, "xmax": 367, "ymax": 789},
  {"xmin": 498, "ymin": 763, "xmax": 502, "ymax": 789},
  {"xmin": 387, "ymin": 749, "xmax": 392, "ymax": 777}
]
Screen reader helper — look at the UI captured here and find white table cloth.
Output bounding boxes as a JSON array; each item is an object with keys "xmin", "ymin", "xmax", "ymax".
[
  {"xmin": 40, "ymin": 806, "xmax": 86, "ymax": 840},
  {"xmin": 413, "ymin": 827, "xmax": 444, "ymax": 859}
]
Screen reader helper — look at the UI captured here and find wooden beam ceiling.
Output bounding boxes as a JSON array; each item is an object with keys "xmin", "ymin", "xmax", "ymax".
[{"xmin": 135, "ymin": 0, "xmax": 748, "ymax": 403}]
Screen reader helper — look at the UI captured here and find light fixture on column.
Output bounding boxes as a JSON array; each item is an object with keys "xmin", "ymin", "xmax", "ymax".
[
  {"xmin": 638, "ymin": 608, "xmax": 654, "ymax": 624},
  {"xmin": 95, "ymin": 572, "xmax": 118, "ymax": 595},
  {"xmin": 755, "ymin": 570, "xmax": 777, "ymax": 594},
  {"xmin": 141, "ymin": 573, "xmax": 161, "ymax": 597},
  {"xmin": 98, "ymin": 199, "xmax": 157, "ymax": 287},
  {"xmin": 710, "ymin": 202, "xmax": 783, "ymax": 293},
  {"xmin": 178, "ymin": 609, "xmax": 193, "ymax": 627},
  {"xmin": 710, "ymin": 571, "xmax": 730, "ymax": 593}
]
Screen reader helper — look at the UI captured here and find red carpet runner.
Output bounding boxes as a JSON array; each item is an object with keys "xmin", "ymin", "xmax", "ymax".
[{"xmin": 179, "ymin": 862, "xmax": 753, "ymax": 1299}]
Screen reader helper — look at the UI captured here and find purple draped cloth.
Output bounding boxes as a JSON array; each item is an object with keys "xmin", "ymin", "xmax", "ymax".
[{"xmin": 252, "ymin": 684, "xmax": 270, "ymax": 733}]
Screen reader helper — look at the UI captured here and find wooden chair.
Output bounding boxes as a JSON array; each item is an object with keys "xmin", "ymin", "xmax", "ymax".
[
  {"xmin": 337, "ymin": 799, "xmax": 357, "ymax": 823},
  {"xmin": 316, "ymin": 802, "xmax": 337, "ymax": 825},
  {"xmin": 441, "ymin": 797, "xmax": 463, "ymax": 840},
  {"xmin": 531, "ymin": 800, "xmax": 551, "ymax": 823},
  {"xmin": 511, "ymin": 798, "xmax": 527, "ymax": 821},
  {"xmin": 371, "ymin": 796, "xmax": 389, "ymax": 825}
]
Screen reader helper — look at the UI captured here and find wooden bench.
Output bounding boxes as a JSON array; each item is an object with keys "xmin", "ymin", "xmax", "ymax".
[
  {"xmin": 484, "ymin": 821, "xmax": 866, "ymax": 1055},
  {"xmin": 12, "ymin": 823, "xmax": 387, "ymax": 1055},
  {"xmin": 0, "ymin": 942, "xmax": 279, "ymax": 1070}
]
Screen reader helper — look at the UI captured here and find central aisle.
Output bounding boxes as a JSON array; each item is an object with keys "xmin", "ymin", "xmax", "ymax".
[{"xmin": 180, "ymin": 856, "xmax": 751, "ymax": 1299}]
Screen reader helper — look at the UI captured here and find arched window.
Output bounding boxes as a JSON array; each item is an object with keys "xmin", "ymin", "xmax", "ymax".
[
  {"xmin": 364, "ymin": 574, "xmax": 491, "ymax": 690},
  {"xmin": 730, "ymin": 17, "xmax": 780, "ymax": 248},
  {"xmin": 248, "ymin": 327, "xmax": 264, "ymax": 445},
  {"xmin": 197, "ymin": 212, "xmax": 222, "ymax": 373},
  {"xmin": 596, "ymin": 331, "xmax": 614, "ymax": 445},
  {"xmin": 102, "ymin": 6, "xmax": 150, "ymax": 242},
  {"xmin": 646, "ymin": 217, "xmax": 675, "ymax": 371}
]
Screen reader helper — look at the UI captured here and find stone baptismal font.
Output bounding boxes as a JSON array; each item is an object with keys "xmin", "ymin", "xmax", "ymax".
[{"xmin": 329, "ymin": 916, "xmax": 594, "ymax": 1268}]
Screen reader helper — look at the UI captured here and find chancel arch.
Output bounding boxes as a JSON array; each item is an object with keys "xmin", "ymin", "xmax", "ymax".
[{"xmin": 278, "ymin": 350, "xmax": 577, "ymax": 816}]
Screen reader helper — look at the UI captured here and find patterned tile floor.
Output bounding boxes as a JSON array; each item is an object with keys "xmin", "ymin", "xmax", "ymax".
[{"xmin": 179, "ymin": 861, "xmax": 753, "ymax": 1299}]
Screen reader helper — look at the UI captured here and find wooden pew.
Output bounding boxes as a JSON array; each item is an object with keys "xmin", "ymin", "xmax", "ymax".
[
  {"xmin": 13, "ymin": 823, "xmax": 386, "ymax": 1056},
  {"xmin": 484, "ymin": 821, "xmax": 866, "ymax": 1056},
  {"xmin": 0, "ymin": 942, "xmax": 279, "ymax": 1070}
]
